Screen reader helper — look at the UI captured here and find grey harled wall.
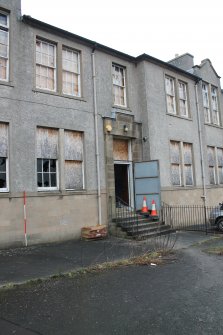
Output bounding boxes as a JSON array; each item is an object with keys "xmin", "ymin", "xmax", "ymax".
[
  {"xmin": 0, "ymin": 0, "xmax": 223, "ymax": 248},
  {"xmin": 0, "ymin": 0, "xmax": 107, "ymax": 247}
]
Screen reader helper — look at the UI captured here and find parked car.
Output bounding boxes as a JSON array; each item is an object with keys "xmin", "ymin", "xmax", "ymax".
[{"xmin": 209, "ymin": 203, "xmax": 223, "ymax": 231}]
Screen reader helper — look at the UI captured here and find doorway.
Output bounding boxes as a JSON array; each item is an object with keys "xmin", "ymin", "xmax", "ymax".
[{"xmin": 114, "ymin": 164, "xmax": 129, "ymax": 206}]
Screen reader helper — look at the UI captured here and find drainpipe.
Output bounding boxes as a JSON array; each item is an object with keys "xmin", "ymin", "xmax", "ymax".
[
  {"xmin": 91, "ymin": 47, "xmax": 102, "ymax": 225},
  {"xmin": 195, "ymin": 82, "xmax": 207, "ymax": 207}
]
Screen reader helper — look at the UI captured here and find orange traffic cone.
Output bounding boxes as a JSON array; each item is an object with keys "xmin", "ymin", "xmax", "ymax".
[
  {"xmin": 151, "ymin": 199, "xmax": 158, "ymax": 216},
  {"xmin": 141, "ymin": 196, "xmax": 149, "ymax": 213}
]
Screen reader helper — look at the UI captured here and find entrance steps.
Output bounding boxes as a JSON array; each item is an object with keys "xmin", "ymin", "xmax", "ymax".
[{"xmin": 111, "ymin": 214, "xmax": 174, "ymax": 240}]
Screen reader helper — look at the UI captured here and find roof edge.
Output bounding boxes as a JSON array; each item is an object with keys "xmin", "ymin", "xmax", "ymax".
[
  {"xmin": 22, "ymin": 15, "xmax": 201, "ymax": 81},
  {"xmin": 136, "ymin": 54, "xmax": 201, "ymax": 81}
]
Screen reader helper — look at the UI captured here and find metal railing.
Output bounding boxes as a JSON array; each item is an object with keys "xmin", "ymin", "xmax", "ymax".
[
  {"xmin": 109, "ymin": 196, "xmax": 139, "ymax": 236},
  {"xmin": 161, "ymin": 202, "xmax": 223, "ymax": 234}
]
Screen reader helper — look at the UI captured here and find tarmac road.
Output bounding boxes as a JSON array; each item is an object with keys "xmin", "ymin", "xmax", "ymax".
[{"xmin": 0, "ymin": 240, "xmax": 223, "ymax": 335}]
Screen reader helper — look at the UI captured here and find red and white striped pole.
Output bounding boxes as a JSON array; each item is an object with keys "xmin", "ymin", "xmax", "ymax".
[{"xmin": 23, "ymin": 191, "xmax": 28, "ymax": 247}]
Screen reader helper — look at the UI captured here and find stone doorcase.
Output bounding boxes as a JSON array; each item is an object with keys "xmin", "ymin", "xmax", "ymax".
[{"xmin": 103, "ymin": 113, "xmax": 142, "ymax": 220}]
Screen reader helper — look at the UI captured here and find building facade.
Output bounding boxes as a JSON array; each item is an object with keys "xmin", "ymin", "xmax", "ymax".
[{"xmin": 0, "ymin": 0, "xmax": 222, "ymax": 248}]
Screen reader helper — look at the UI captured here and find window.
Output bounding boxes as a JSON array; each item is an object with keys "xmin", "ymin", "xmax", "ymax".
[
  {"xmin": 178, "ymin": 82, "xmax": 188, "ymax": 117},
  {"xmin": 202, "ymin": 83, "xmax": 210, "ymax": 123},
  {"xmin": 64, "ymin": 131, "xmax": 84, "ymax": 190},
  {"xmin": 165, "ymin": 76, "xmax": 176, "ymax": 114},
  {"xmin": 165, "ymin": 76, "xmax": 189, "ymax": 117},
  {"xmin": 62, "ymin": 47, "xmax": 81, "ymax": 97},
  {"xmin": 211, "ymin": 86, "xmax": 219, "ymax": 125},
  {"xmin": 170, "ymin": 141, "xmax": 194, "ymax": 186},
  {"xmin": 36, "ymin": 128, "xmax": 58, "ymax": 190},
  {"xmin": 112, "ymin": 64, "xmax": 126, "ymax": 107},
  {"xmin": 0, "ymin": 123, "xmax": 8, "ymax": 191},
  {"xmin": 203, "ymin": 83, "xmax": 221, "ymax": 126},
  {"xmin": 0, "ymin": 12, "xmax": 9, "ymax": 81},
  {"xmin": 36, "ymin": 39, "xmax": 56, "ymax": 91},
  {"xmin": 207, "ymin": 146, "xmax": 223, "ymax": 185}
]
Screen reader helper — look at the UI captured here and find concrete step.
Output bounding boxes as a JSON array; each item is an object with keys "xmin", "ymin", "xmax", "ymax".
[
  {"xmin": 136, "ymin": 228, "xmax": 176, "ymax": 240},
  {"xmin": 115, "ymin": 217, "xmax": 160, "ymax": 226},
  {"xmin": 120, "ymin": 221, "xmax": 162, "ymax": 230},
  {"xmin": 126, "ymin": 224, "xmax": 171, "ymax": 236}
]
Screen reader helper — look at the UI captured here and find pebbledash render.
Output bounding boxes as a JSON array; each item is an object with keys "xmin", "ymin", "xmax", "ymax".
[{"xmin": 0, "ymin": 0, "xmax": 222, "ymax": 248}]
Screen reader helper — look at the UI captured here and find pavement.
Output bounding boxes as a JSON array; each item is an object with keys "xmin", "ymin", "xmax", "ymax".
[{"xmin": 0, "ymin": 231, "xmax": 219, "ymax": 288}]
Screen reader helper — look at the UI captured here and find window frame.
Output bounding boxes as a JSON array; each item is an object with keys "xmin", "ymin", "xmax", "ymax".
[
  {"xmin": 0, "ymin": 157, "xmax": 9, "ymax": 192},
  {"xmin": 211, "ymin": 85, "xmax": 220, "ymax": 126},
  {"xmin": 0, "ymin": 11, "xmax": 9, "ymax": 82},
  {"xmin": 62, "ymin": 46, "xmax": 81, "ymax": 97},
  {"xmin": 178, "ymin": 81, "xmax": 189, "ymax": 117},
  {"xmin": 165, "ymin": 75, "xmax": 190, "ymax": 118},
  {"xmin": 165, "ymin": 76, "xmax": 176, "ymax": 115},
  {"xmin": 37, "ymin": 158, "xmax": 59, "ymax": 191},
  {"xmin": 112, "ymin": 64, "xmax": 127, "ymax": 107},
  {"xmin": 35, "ymin": 38, "xmax": 57, "ymax": 92},
  {"xmin": 202, "ymin": 82, "xmax": 211, "ymax": 123}
]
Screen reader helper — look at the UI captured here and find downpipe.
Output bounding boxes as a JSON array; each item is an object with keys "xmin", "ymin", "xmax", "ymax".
[
  {"xmin": 92, "ymin": 49, "xmax": 102, "ymax": 225},
  {"xmin": 195, "ymin": 82, "xmax": 208, "ymax": 233}
]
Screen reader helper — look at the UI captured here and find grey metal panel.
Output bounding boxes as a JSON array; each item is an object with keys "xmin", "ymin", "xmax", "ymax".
[
  {"xmin": 135, "ymin": 178, "xmax": 160, "ymax": 194},
  {"xmin": 134, "ymin": 161, "xmax": 159, "ymax": 178},
  {"xmin": 134, "ymin": 160, "xmax": 161, "ymax": 210}
]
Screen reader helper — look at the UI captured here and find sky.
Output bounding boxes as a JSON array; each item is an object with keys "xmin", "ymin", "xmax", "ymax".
[{"xmin": 22, "ymin": 0, "xmax": 223, "ymax": 86}]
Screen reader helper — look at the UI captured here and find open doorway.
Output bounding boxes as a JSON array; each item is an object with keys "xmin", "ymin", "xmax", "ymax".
[{"xmin": 114, "ymin": 164, "xmax": 129, "ymax": 206}]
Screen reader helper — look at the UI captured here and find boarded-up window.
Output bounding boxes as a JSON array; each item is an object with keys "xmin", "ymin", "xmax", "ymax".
[
  {"xmin": 170, "ymin": 141, "xmax": 194, "ymax": 186},
  {"xmin": 217, "ymin": 148, "xmax": 223, "ymax": 184},
  {"xmin": 0, "ymin": 123, "xmax": 8, "ymax": 191},
  {"xmin": 37, "ymin": 128, "xmax": 58, "ymax": 190},
  {"xmin": 37, "ymin": 127, "xmax": 58, "ymax": 159},
  {"xmin": 113, "ymin": 139, "xmax": 128, "ymax": 161},
  {"xmin": 170, "ymin": 141, "xmax": 181, "ymax": 185},
  {"xmin": 183, "ymin": 143, "xmax": 193, "ymax": 186},
  {"xmin": 0, "ymin": 123, "xmax": 8, "ymax": 157},
  {"xmin": 64, "ymin": 130, "xmax": 84, "ymax": 190},
  {"xmin": 207, "ymin": 146, "xmax": 216, "ymax": 185}
]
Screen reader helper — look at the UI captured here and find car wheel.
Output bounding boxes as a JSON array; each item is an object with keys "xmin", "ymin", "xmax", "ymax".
[{"xmin": 217, "ymin": 218, "xmax": 223, "ymax": 232}]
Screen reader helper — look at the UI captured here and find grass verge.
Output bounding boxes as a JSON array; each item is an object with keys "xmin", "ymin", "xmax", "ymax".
[
  {"xmin": 0, "ymin": 250, "xmax": 172, "ymax": 293},
  {"xmin": 203, "ymin": 246, "xmax": 223, "ymax": 255}
]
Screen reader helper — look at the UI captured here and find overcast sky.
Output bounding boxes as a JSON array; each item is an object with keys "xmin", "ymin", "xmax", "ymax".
[{"xmin": 22, "ymin": 0, "xmax": 223, "ymax": 86}]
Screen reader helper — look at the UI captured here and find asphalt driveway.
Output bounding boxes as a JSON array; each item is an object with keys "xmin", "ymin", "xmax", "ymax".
[{"xmin": 1, "ymin": 233, "xmax": 223, "ymax": 335}]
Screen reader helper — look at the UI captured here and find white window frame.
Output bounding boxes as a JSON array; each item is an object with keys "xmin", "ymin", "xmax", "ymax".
[
  {"xmin": 0, "ymin": 157, "xmax": 9, "ymax": 192},
  {"xmin": 178, "ymin": 81, "xmax": 189, "ymax": 117},
  {"xmin": 165, "ymin": 76, "xmax": 176, "ymax": 115},
  {"xmin": 0, "ymin": 11, "xmax": 9, "ymax": 82},
  {"xmin": 112, "ymin": 64, "xmax": 127, "ymax": 107},
  {"xmin": 202, "ymin": 83, "xmax": 211, "ymax": 123},
  {"xmin": 36, "ymin": 39, "xmax": 57, "ymax": 92},
  {"xmin": 37, "ymin": 158, "xmax": 59, "ymax": 192},
  {"xmin": 211, "ymin": 86, "xmax": 220, "ymax": 126},
  {"xmin": 62, "ymin": 47, "xmax": 81, "ymax": 97}
]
